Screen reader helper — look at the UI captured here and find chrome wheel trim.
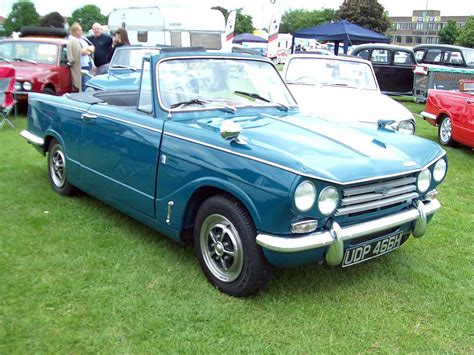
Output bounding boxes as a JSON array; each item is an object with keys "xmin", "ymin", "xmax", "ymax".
[
  {"xmin": 200, "ymin": 214, "xmax": 244, "ymax": 283},
  {"xmin": 440, "ymin": 117, "xmax": 452, "ymax": 144},
  {"xmin": 50, "ymin": 146, "xmax": 66, "ymax": 188}
]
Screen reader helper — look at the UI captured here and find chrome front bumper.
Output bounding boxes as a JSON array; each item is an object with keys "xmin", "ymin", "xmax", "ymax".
[{"xmin": 256, "ymin": 199, "xmax": 441, "ymax": 265}]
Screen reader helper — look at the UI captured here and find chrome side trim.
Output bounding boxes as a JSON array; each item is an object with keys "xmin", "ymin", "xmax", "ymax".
[
  {"xmin": 29, "ymin": 98, "xmax": 162, "ymax": 134},
  {"xmin": 28, "ymin": 99, "xmax": 88, "ymax": 113},
  {"xmin": 88, "ymin": 112, "xmax": 163, "ymax": 133},
  {"xmin": 421, "ymin": 111, "xmax": 436, "ymax": 120},
  {"xmin": 20, "ymin": 130, "xmax": 44, "ymax": 146},
  {"xmin": 256, "ymin": 199, "xmax": 441, "ymax": 253},
  {"xmin": 164, "ymin": 131, "xmax": 447, "ymax": 186}
]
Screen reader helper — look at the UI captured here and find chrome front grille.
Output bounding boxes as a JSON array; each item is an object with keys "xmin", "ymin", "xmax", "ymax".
[{"xmin": 336, "ymin": 176, "xmax": 418, "ymax": 216}]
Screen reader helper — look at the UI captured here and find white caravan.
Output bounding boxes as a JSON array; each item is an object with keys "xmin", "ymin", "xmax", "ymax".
[{"xmin": 108, "ymin": 6, "xmax": 228, "ymax": 51}]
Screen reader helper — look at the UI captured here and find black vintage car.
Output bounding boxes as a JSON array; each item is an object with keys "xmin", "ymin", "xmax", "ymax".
[
  {"xmin": 352, "ymin": 44, "xmax": 416, "ymax": 96},
  {"xmin": 413, "ymin": 44, "xmax": 474, "ymax": 68}
]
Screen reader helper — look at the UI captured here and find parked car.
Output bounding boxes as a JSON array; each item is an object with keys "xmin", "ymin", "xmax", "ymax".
[
  {"xmin": 352, "ymin": 43, "xmax": 416, "ymax": 96},
  {"xmin": 0, "ymin": 37, "xmax": 72, "ymax": 101},
  {"xmin": 413, "ymin": 44, "xmax": 474, "ymax": 68},
  {"xmin": 421, "ymin": 80, "xmax": 474, "ymax": 148},
  {"xmin": 21, "ymin": 51, "xmax": 447, "ymax": 297},
  {"xmin": 84, "ymin": 45, "xmax": 162, "ymax": 93},
  {"xmin": 282, "ymin": 54, "xmax": 416, "ymax": 134}
]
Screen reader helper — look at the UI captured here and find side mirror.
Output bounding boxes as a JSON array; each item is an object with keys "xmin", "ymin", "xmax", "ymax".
[{"xmin": 220, "ymin": 120, "xmax": 246, "ymax": 144}]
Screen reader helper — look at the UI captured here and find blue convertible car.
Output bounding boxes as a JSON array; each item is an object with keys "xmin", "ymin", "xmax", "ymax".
[
  {"xmin": 84, "ymin": 45, "xmax": 161, "ymax": 92},
  {"xmin": 21, "ymin": 50, "xmax": 447, "ymax": 296}
]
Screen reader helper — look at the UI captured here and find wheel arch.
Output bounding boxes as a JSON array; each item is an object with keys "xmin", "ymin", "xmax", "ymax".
[
  {"xmin": 435, "ymin": 111, "xmax": 450, "ymax": 126},
  {"xmin": 42, "ymin": 131, "xmax": 65, "ymax": 155},
  {"xmin": 41, "ymin": 83, "xmax": 56, "ymax": 95},
  {"xmin": 181, "ymin": 183, "xmax": 262, "ymax": 241}
]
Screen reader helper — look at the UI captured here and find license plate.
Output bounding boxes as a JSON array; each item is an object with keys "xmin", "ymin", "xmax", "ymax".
[{"xmin": 342, "ymin": 232, "xmax": 403, "ymax": 267}]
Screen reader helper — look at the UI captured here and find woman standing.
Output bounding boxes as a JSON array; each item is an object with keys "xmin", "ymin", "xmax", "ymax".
[{"xmin": 112, "ymin": 28, "xmax": 130, "ymax": 52}]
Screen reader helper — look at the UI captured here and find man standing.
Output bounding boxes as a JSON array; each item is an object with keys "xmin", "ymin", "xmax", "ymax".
[
  {"xmin": 88, "ymin": 23, "xmax": 113, "ymax": 75},
  {"xmin": 68, "ymin": 22, "xmax": 95, "ymax": 91},
  {"xmin": 67, "ymin": 23, "xmax": 82, "ymax": 92}
]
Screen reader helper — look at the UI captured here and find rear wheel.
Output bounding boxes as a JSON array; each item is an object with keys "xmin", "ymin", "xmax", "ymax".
[
  {"xmin": 438, "ymin": 115, "xmax": 453, "ymax": 146},
  {"xmin": 194, "ymin": 194, "xmax": 272, "ymax": 297},
  {"xmin": 48, "ymin": 139, "xmax": 75, "ymax": 196}
]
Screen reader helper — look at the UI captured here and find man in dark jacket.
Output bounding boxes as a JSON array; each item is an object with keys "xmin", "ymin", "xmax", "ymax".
[{"xmin": 88, "ymin": 23, "xmax": 113, "ymax": 75}]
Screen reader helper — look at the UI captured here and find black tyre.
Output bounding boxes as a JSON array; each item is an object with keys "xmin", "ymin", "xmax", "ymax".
[
  {"xmin": 42, "ymin": 87, "xmax": 55, "ymax": 96},
  {"xmin": 48, "ymin": 139, "xmax": 75, "ymax": 196},
  {"xmin": 438, "ymin": 115, "xmax": 453, "ymax": 146},
  {"xmin": 194, "ymin": 194, "xmax": 272, "ymax": 297}
]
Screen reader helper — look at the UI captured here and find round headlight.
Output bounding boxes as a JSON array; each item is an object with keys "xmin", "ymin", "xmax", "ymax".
[
  {"xmin": 294, "ymin": 181, "xmax": 316, "ymax": 212},
  {"xmin": 15, "ymin": 82, "xmax": 22, "ymax": 91},
  {"xmin": 318, "ymin": 186, "xmax": 339, "ymax": 215},
  {"xmin": 23, "ymin": 82, "xmax": 33, "ymax": 91},
  {"xmin": 433, "ymin": 159, "xmax": 447, "ymax": 182},
  {"xmin": 417, "ymin": 168, "xmax": 431, "ymax": 192},
  {"xmin": 398, "ymin": 120, "xmax": 415, "ymax": 135}
]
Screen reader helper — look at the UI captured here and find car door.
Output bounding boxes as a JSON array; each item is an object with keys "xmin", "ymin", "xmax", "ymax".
[
  {"xmin": 79, "ymin": 61, "xmax": 162, "ymax": 218},
  {"xmin": 392, "ymin": 50, "xmax": 415, "ymax": 94},
  {"xmin": 369, "ymin": 48, "xmax": 395, "ymax": 93},
  {"xmin": 56, "ymin": 44, "xmax": 72, "ymax": 95},
  {"xmin": 459, "ymin": 92, "xmax": 474, "ymax": 145},
  {"xmin": 79, "ymin": 104, "xmax": 163, "ymax": 218}
]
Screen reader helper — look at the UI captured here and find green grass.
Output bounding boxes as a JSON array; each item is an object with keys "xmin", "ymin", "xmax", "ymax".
[{"xmin": 1, "ymin": 109, "xmax": 473, "ymax": 353}]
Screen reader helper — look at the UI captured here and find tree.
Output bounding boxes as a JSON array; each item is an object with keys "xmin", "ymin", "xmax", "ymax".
[
  {"xmin": 438, "ymin": 19, "xmax": 459, "ymax": 44},
  {"xmin": 3, "ymin": 0, "xmax": 40, "ymax": 36},
  {"xmin": 235, "ymin": 10, "xmax": 254, "ymax": 34},
  {"xmin": 280, "ymin": 8, "xmax": 337, "ymax": 33},
  {"xmin": 212, "ymin": 7, "xmax": 253, "ymax": 34},
  {"xmin": 69, "ymin": 5, "xmax": 106, "ymax": 32},
  {"xmin": 40, "ymin": 12, "xmax": 65, "ymax": 28},
  {"xmin": 337, "ymin": 0, "xmax": 390, "ymax": 33},
  {"xmin": 456, "ymin": 16, "xmax": 474, "ymax": 48}
]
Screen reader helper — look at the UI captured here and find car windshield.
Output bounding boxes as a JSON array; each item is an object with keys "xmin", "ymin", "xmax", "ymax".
[
  {"xmin": 110, "ymin": 47, "xmax": 161, "ymax": 70},
  {"xmin": 0, "ymin": 41, "xmax": 58, "ymax": 65},
  {"xmin": 158, "ymin": 58, "xmax": 297, "ymax": 110},
  {"xmin": 285, "ymin": 57, "xmax": 378, "ymax": 90}
]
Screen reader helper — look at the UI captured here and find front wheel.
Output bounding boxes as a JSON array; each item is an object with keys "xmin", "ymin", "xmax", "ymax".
[
  {"xmin": 438, "ymin": 115, "xmax": 453, "ymax": 146},
  {"xmin": 48, "ymin": 139, "xmax": 75, "ymax": 196},
  {"xmin": 194, "ymin": 194, "xmax": 272, "ymax": 297}
]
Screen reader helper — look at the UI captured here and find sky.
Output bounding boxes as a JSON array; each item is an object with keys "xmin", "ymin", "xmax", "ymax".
[{"xmin": 1, "ymin": 0, "xmax": 472, "ymax": 28}]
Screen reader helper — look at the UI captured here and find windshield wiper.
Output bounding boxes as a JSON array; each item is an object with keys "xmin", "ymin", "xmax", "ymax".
[
  {"xmin": 12, "ymin": 57, "xmax": 37, "ymax": 64},
  {"xmin": 169, "ymin": 98, "xmax": 236, "ymax": 113},
  {"xmin": 0, "ymin": 57, "xmax": 11, "ymax": 63},
  {"xmin": 110, "ymin": 64, "xmax": 137, "ymax": 71},
  {"xmin": 321, "ymin": 82, "xmax": 357, "ymax": 89},
  {"xmin": 234, "ymin": 90, "xmax": 288, "ymax": 111}
]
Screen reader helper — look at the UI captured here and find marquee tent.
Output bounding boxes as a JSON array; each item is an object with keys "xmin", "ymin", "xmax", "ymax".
[
  {"xmin": 233, "ymin": 33, "xmax": 268, "ymax": 44},
  {"xmin": 292, "ymin": 20, "xmax": 390, "ymax": 55}
]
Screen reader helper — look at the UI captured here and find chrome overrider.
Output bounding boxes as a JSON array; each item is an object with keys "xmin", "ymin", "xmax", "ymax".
[{"xmin": 256, "ymin": 198, "xmax": 441, "ymax": 266}]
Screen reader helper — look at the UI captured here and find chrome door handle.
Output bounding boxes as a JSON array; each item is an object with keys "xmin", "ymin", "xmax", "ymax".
[
  {"xmin": 81, "ymin": 113, "xmax": 97, "ymax": 120},
  {"xmin": 467, "ymin": 99, "xmax": 474, "ymax": 105}
]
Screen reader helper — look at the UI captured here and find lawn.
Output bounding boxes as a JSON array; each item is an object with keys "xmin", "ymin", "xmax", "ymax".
[{"xmin": 1, "ymin": 105, "xmax": 473, "ymax": 353}]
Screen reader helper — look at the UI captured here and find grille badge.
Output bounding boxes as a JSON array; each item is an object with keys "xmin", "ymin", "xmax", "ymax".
[{"xmin": 375, "ymin": 186, "xmax": 391, "ymax": 196}]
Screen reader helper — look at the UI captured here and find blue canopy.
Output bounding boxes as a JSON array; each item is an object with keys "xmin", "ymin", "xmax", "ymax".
[
  {"xmin": 233, "ymin": 33, "xmax": 268, "ymax": 44},
  {"xmin": 292, "ymin": 20, "xmax": 390, "ymax": 55}
]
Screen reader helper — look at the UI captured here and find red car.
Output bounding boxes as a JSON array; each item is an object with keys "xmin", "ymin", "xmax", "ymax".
[
  {"xmin": 421, "ymin": 80, "xmax": 474, "ymax": 148},
  {"xmin": 0, "ymin": 37, "xmax": 72, "ymax": 102}
]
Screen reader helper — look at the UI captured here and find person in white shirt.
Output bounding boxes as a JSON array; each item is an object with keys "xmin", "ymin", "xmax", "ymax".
[{"xmin": 68, "ymin": 22, "xmax": 95, "ymax": 91}]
